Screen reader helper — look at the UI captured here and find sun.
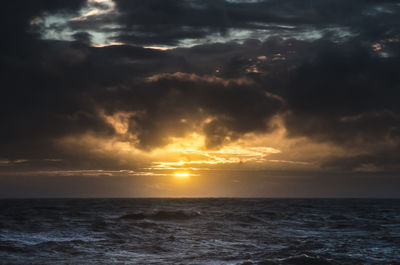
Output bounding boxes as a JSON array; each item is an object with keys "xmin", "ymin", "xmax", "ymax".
[{"xmin": 173, "ymin": 172, "xmax": 191, "ymax": 179}]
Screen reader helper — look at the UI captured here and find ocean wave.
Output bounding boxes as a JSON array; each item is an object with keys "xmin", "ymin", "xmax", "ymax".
[{"xmin": 278, "ymin": 254, "xmax": 335, "ymax": 265}]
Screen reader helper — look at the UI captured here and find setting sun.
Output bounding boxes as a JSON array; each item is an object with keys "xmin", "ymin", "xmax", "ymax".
[{"xmin": 173, "ymin": 172, "xmax": 191, "ymax": 179}]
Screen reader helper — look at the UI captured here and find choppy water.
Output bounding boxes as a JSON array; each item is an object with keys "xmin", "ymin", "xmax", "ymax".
[{"xmin": 0, "ymin": 199, "xmax": 399, "ymax": 265}]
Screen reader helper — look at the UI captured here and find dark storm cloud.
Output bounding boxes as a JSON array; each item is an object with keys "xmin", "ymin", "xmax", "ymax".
[
  {"xmin": 0, "ymin": 0, "xmax": 86, "ymax": 51},
  {"xmin": 111, "ymin": 73, "xmax": 283, "ymax": 149},
  {"xmin": 282, "ymin": 40, "xmax": 400, "ymax": 147},
  {"xmin": 1, "ymin": 0, "xmax": 400, "ymax": 175},
  {"xmin": 0, "ymin": 32, "xmax": 283, "ymax": 168},
  {"xmin": 0, "ymin": 0, "xmax": 90, "ymax": 161},
  {"xmin": 56, "ymin": 0, "xmax": 400, "ymax": 46},
  {"xmin": 110, "ymin": 0, "xmax": 400, "ymax": 45}
]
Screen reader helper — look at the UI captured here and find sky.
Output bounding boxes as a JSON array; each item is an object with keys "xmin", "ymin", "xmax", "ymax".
[{"xmin": 1, "ymin": 0, "xmax": 400, "ymax": 197}]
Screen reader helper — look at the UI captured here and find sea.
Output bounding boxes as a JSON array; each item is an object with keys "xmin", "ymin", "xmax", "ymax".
[{"xmin": 0, "ymin": 199, "xmax": 399, "ymax": 265}]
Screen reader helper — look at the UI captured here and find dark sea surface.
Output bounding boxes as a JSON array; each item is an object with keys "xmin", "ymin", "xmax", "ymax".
[{"xmin": 0, "ymin": 199, "xmax": 399, "ymax": 265}]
